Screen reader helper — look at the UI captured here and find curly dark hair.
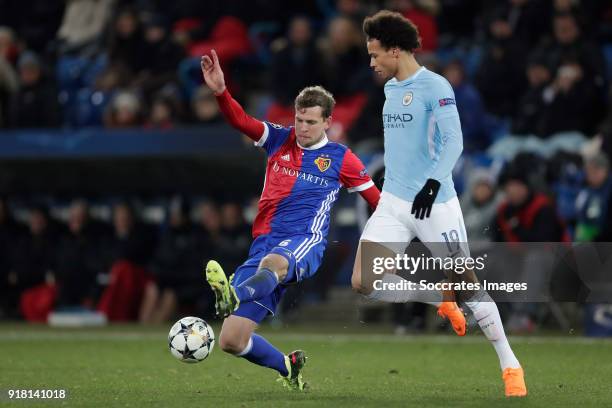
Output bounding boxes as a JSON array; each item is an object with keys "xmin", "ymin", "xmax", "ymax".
[
  {"xmin": 363, "ymin": 10, "xmax": 421, "ymax": 52},
  {"xmin": 294, "ymin": 86, "xmax": 336, "ymax": 119}
]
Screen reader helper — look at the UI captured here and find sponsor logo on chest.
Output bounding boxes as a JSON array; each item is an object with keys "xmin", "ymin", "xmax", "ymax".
[{"xmin": 271, "ymin": 160, "xmax": 330, "ymax": 187}]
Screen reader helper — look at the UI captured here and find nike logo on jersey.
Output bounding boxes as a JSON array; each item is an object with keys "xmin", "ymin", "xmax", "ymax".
[
  {"xmin": 281, "ymin": 154, "xmax": 290, "ymax": 161},
  {"xmin": 429, "ymin": 189, "xmax": 433, "ymax": 195}
]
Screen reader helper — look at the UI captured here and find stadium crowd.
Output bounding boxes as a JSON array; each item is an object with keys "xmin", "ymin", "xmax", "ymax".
[
  {"xmin": 1, "ymin": 0, "xmax": 612, "ymax": 331},
  {"xmin": 0, "ymin": 196, "xmax": 254, "ymax": 322}
]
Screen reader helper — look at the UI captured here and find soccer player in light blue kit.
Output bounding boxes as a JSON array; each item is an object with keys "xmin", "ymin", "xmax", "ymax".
[{"xmin": 351, "ymin": 10, "xmax": 527, "ymax": 397}]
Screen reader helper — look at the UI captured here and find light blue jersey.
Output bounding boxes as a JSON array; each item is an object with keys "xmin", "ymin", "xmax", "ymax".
[{"xmin": 382, "ymin": 67, "xmax": 463, "ymax": 203}]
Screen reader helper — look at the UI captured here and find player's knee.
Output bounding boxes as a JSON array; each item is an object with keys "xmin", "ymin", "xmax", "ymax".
[
  {"xmin": 260, "ymin": 254, "xmax": 288, "ymax": 281},
  {"xmin": 218, "ymin": 330, "xmax": 248, "ymax": 355}
]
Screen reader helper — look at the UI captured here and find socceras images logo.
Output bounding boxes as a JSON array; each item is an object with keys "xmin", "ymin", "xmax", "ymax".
[{"xmin": 314, "ymin": 156, "xmax": 331, "ymax": 172}]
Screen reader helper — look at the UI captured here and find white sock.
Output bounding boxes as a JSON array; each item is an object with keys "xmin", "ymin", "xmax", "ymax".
[
  {"xmin": 235, "ymin": 337, "xmax": 253, "ymax": 357},
  {"xmin": 465, "ymin": 291, "xmax": 521, "ymax": 370},
  {"xmin": 366, "ymin": 273, "xmax": 442, "ymax": 306}
]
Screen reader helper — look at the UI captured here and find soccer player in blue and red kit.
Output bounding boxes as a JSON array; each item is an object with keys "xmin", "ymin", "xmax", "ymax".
[{"xmin": 200, "ymin": 50, "xmax": 380, "ymax": 390}]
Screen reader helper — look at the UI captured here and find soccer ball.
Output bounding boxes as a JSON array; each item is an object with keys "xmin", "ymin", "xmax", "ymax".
[{"xmin": 168, "ymin": 316, "xmax": 215, "ymax": 363}]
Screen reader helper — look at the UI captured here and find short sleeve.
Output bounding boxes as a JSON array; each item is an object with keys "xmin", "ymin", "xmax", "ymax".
[
  {"xmin": 340, "ymin": 149, "xmax": 374, "ymax": 193},
  {"xmin": 255, "ymin": 122, "xmax": 292, "ymax": 155}
]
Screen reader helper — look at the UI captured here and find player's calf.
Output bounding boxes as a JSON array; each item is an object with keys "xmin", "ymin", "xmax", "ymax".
[
  {"xmin": 218, "ymin": 315, "xmax": 256, "ymax": 355},
  {"xmin": 351, "ymin": 262, "xmax": 370, "ymax": 295},
  {"xmin": 351, "ymin": 241, "xmax": 375, "ymax": 295}
]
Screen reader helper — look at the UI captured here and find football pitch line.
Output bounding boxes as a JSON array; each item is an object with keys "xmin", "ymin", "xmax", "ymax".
[{"xmin": 0, "ymin": 331, "xmax": 610, "ymax": 345}]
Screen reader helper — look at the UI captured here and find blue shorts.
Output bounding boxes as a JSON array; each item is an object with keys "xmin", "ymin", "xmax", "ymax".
[{"xmin": 232, "ymin": 233, "xmax": 326, "ymax": 323}]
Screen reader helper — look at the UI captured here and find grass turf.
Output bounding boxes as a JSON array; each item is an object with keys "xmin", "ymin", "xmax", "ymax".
[{"xmin": 0, "ymin": 324, "xmax": 611, "ymax": 407}]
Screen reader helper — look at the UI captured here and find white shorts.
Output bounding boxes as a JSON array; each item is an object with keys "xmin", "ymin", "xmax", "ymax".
[{"xmin": 360, "ymin": 191, "xmax": 470, "ymax": 258}]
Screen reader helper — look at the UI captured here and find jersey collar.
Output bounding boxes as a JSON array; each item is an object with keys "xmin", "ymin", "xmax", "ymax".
[
  {"xmin": 297, "ymin": 134, "xmax": 329, "ymax": 150},
  {"xmin": 394, "ymin": 66, "xmax": 426, "ymax": 85}
]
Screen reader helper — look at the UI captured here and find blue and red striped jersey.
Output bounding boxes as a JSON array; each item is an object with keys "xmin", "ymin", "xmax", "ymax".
[{"xmin": 252, "ymin": 122, "xmax": 374, "ymax": 238}]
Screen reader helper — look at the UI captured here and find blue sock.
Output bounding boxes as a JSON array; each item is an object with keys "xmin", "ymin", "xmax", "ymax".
[
  {"xmin": 234, "ymin": 268, "xmax": 278, "ymax": 303},
  {"xmin": 238, "ymin": 334, "xmax": 288, "ymax": 376}
]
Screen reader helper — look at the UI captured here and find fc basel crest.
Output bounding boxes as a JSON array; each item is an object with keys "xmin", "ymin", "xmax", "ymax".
[{"xmin": 314, "ymin": 156, "xmax": 331, "ymax": 172}]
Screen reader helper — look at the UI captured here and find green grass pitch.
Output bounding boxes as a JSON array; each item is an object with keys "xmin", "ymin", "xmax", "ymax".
[{"xmin": 1, "ymin": 324, "xmax": 611, "ymax": 407}]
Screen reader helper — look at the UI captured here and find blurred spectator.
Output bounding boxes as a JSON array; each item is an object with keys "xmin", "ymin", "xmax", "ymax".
[
  {"xmin": 0, "ymin": 53, "xmax": 18, "ymax": 127},
  {"xmin": 220, "ymin": 201, "xmax": 251, "ymax": 252},
  {"xmin": 11, "ymin": 206, "xmax": 60, "ymax": 314},
  {"xmin": 195, "ymin": 201, "xmax": 222, "ymax": 242},
  {"xmin": 98, "ymin": 6, "xmax": 146, "ymax": 88},
  {"xmin": 0, "ymin": 196, "xmax": 26, "ymax": 317},
  {"xmin": 0, "ymin": 26, "xmax": 19, "ymax": 65},
  {"xmin": 187, "ymin": 16, "xmax": 251, "ymax": 63},
  {"xmin": 140, "ymin": 197, "xmax": 201, "ymax": 323},
  {"xmin": 269, "ymin": 16, "xmax": 326, "ymax": 106},
  {"xmin": 132, "ymin": 15, "xmax": 185, "ymax": 100},
  {"xmin": 106, "ymin": 201, "xmax": 155, "ymax": 266},
  {"xmin": 534, "ymin": 12, "xmax": 606, "ymax": 102},
  {"xmin": 495, "ymin": 165, "xmax": 568, "ymax": 242},
  {"xmin": 0, "ymin": 0, "xmax": 64, "ymax": 53},
  {"xmin": 512, "ymin": 53, "xmax": 553, "ymax": 135},
  {"xmin": 56, "ymin": 0, "xmax": 115, "ymax": 55},
  {"xmin": 55, "ymin": 200, "xmax": 109, "ymax": 308},
  {"xmin": 551, "ymin": 0, "xmax": 590, "ymax": 32},
  {"xmin": 599, "ymin": 96, "xmax": 612, "ymax": 162},
  {"xmin": 104, "ymin": 90, "xmax": 143, "ymax": 128},
  {"xmin": 483, "ymin": 0, "xmax": 550, "ymax": 46},
  {"xmin": 9, "ymin": 51, "xmax": 61, "ymax": 128},
  {"xmin": 494, "ymin": 162, "xmax": 569, "ymax": 333},
  {"xmin": 460, "ymin": 169, "xmax": 501, "ymax": 249},
  {"xmin": 475, "ymin": 10, "xmax": 527, "ymax": 118},
  {"xmin": 442, "ymin": 60, "xmax": 488, "ymax": 151},
  {"xmin": 145, "ymin": 91, "xmax": 181, "ymax": 129},
  {"xmin": 529, "ymin": 11, "xmax": 608, "ymax": 136},
  {"xmin": 539, "ymin": 58, "xmax": 600, "ymax": 136},
  {"xmin": 335, "ymin": 0, "xmax": 370, "ymax": 24},
  {"xmin": 16, "ymin": 204, "xmax": 68, "ymax": 322},
  {"xmin": 346, "ymin": 71, "xmax": 385, "ymax": 146},
  {"xmin": 436, "ymin": 0, "xmax": 480, "ymax": 45},
  {"xmin": 194, "ymin": 200, "xmax": 244, "ymax": 276},
  {"xmin": 320, "ymin": 16, "xmax": 370, "ymax": 98},
  {"xmin": 575, "ymin": 153, "xmax": 612, "ymax": 242},
  {"xmin": 190, "ymin": 85, "xmax": 221, "ymax": 124},
  {"xmin": 97, "ymin": 202, "xmax": 155, "ymax": 321},
  {"xmin": 390, "ymin": 0, "xmax": 439, "ymax": 52}
]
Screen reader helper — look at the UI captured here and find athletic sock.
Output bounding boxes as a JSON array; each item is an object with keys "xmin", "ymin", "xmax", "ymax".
[
  {"xmin": 366, "ymin": 273, "xmax": 442, "ymax": 306},
  {"xmin": 464, "ymin": 289, "xmax": 521, "ymax": 370},
  {"xmin": 234, "ymin": 268, "xmax": 278, "ymax": 303},
  {"xmin": 237, "ymin": 333, "xmax": 288, "ymax": 376}
]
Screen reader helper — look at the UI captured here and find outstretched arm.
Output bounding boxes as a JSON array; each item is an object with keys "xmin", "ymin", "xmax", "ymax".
[{"xmin": 201, "ymin": 50, "xmax": 265, "ymax": 141}]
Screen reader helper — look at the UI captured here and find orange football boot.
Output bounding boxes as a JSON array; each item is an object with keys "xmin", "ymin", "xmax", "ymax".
[
  {"xmin": 437, "ymin": 302, "xmax": 466, "ymax": 336},
  {"xmin": 503, "ymin": 367, "xmax": 527, "ymax": 397}
]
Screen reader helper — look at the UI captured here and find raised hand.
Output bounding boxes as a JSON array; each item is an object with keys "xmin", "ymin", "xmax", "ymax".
[{"xmin": 201, "ymin": 49, "xmax": 226, "ymax": 95}]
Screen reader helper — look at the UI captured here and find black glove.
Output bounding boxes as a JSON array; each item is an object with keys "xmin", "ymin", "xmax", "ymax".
[{"xmin": 411, "ymin": 178, "xmax": 440, "ymax": 219}]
